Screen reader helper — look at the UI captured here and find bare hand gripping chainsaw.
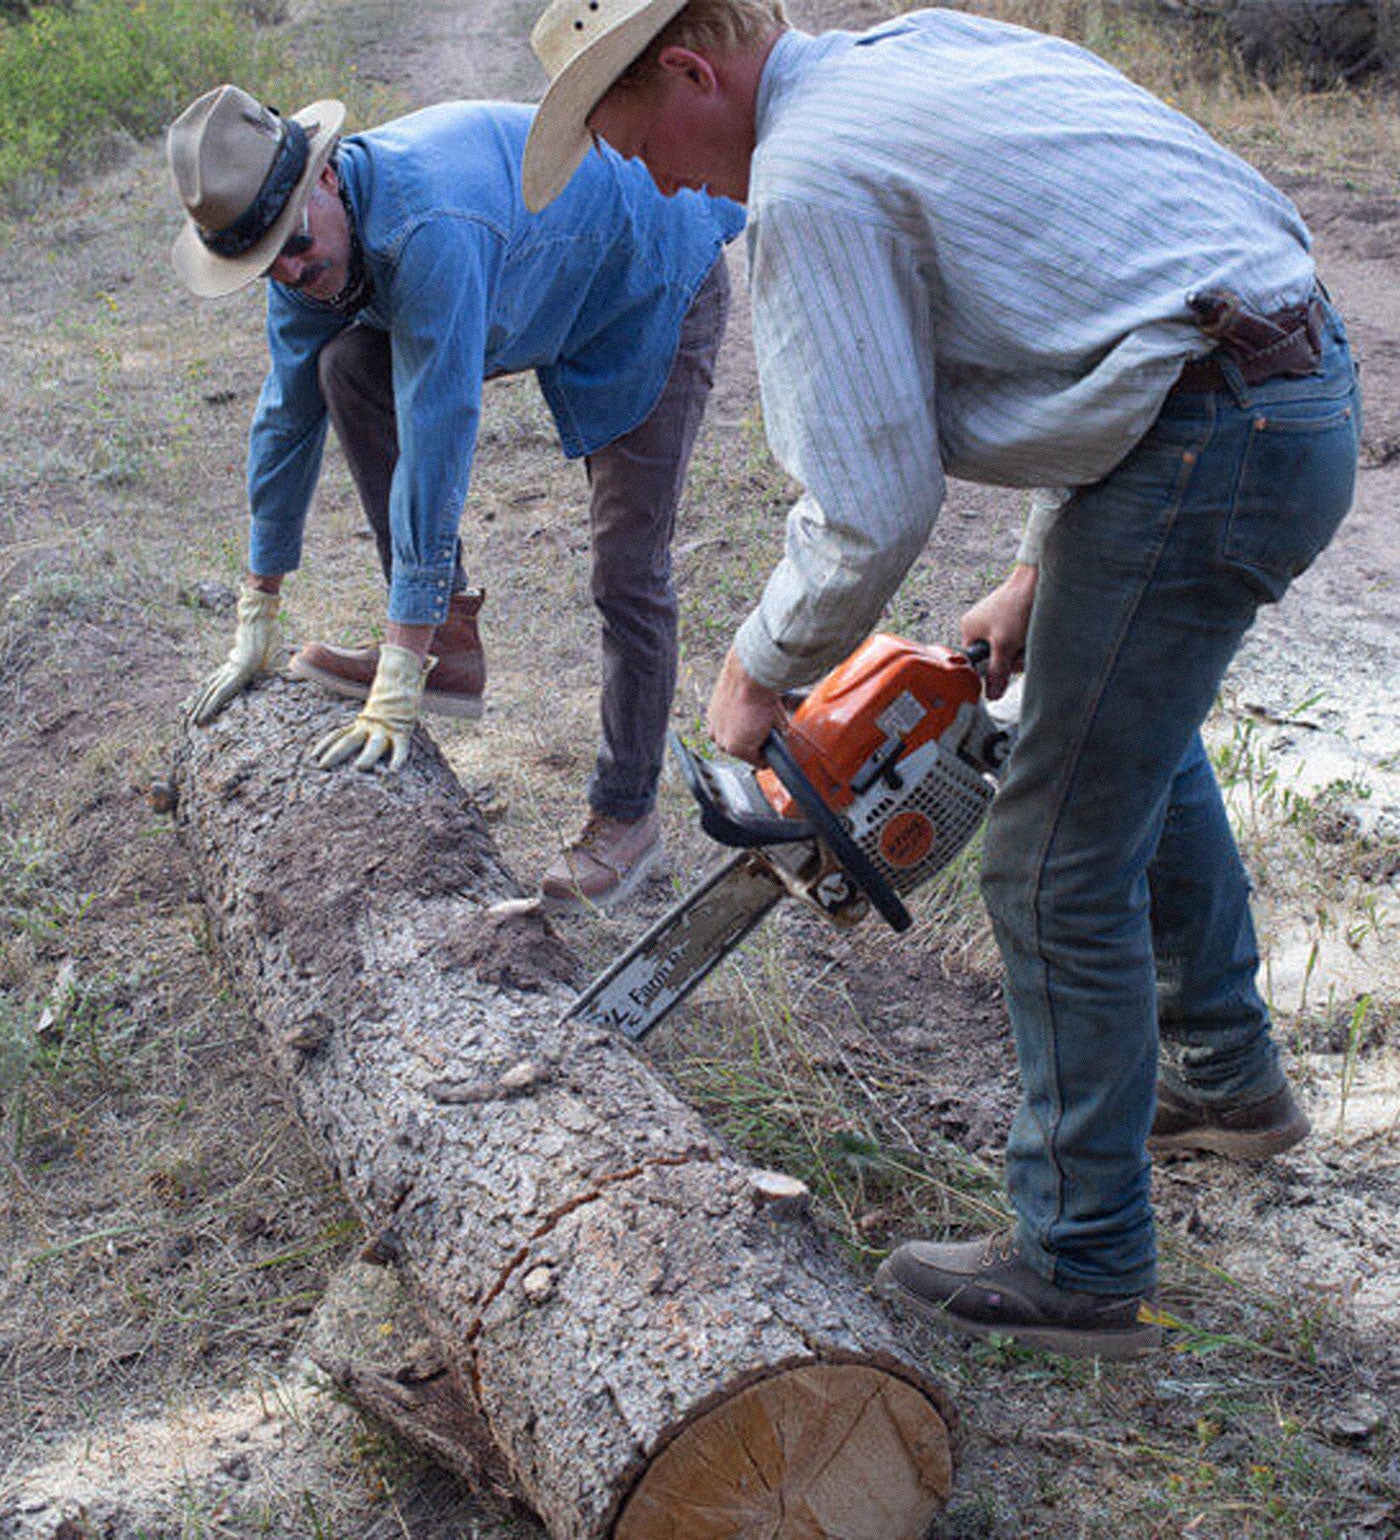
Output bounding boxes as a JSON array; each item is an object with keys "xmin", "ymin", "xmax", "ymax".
[{"xmin": 565, "ymin": 633, "xmax": 1014, "ymax": 1041}]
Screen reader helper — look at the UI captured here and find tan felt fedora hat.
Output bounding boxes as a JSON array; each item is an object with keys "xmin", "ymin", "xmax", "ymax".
[
  {"xmin": 523, "ymin": 0, "xmax": 689, "ymax": 213},
  {"xmin": 168, "ymin": 84, "xmax": 345, "ymax": 299}
]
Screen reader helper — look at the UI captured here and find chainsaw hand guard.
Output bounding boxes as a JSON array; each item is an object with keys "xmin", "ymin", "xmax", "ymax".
[{"xmin": 669, "ymin": 733, "xmax": 814, "ymax": 849}]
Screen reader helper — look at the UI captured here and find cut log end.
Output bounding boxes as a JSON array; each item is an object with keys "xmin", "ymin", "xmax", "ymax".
[{"xmin": 614, "ymin": 1362, "xmax": 953, "ymax": 1540}]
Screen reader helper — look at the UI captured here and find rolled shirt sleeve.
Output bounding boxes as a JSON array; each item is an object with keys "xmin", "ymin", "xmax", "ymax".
[
  {"xmin": 245, "ymin": 219, "xmax": 496, "ymax": 623},
  {"xmin": 736, "ymin": 202, "xmax": 944, "ymax": 692},
  {"xmin": 1017, "ymin": 487, "xmax": 1072, "ymax": 566}
]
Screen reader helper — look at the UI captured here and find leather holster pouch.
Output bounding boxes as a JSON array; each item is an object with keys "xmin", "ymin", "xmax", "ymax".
[{"xmin": 1188, "ymin": 288, "xmax": 1325, "ymax": 386}]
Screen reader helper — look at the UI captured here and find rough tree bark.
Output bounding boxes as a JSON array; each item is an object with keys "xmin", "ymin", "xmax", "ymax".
[{"xmin": 173, "ymin": 679, "xmax": 957, "ymax": 1540}]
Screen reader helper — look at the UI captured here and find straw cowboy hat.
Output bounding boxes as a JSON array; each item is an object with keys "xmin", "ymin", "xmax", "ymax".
[
  {"xmin": 523, "ymin": 0, "xmax": 689, "ymax": 212},
  {"xmin": 168, "ymin": 84, "xmax": 345, "ymax": 299}
]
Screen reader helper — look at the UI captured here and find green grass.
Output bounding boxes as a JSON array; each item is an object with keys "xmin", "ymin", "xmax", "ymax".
[
  {"xmin": 0, "ymin": 0, "xmax": 252, "ymax": 201},
  {"xmin": 0, "ymin": 0, "xmax": 397, "ymax": 208}
]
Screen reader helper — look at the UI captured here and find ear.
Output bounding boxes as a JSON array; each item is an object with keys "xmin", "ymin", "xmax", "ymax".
[
  {"xmin": 655, "ymin": 44, "xmax": 719, "ymax": 92},
  {"xmin": 319, "ymin": 161, "xmax": 340, "ymax": 193}
]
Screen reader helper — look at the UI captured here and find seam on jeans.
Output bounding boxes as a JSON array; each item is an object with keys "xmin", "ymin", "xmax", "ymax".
[{"xmin": 1030, "ymin": 397, "xmax": 1216, "ymax": 1278}]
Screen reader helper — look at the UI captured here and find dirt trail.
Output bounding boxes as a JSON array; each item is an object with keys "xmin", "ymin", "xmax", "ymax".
[{"xmin": 1, "ymin": 0, "xmax": 1398, "ymax": 1536}]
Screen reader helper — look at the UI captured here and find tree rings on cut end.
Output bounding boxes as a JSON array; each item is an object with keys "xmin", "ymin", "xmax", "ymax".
[{"xmin": 614, "ymin": 1362, "xmax": 954, "ymax": 1539}]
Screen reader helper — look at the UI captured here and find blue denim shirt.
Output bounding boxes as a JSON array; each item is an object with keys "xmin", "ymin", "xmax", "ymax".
[{"xmin": 247, "ymin": 102, "xmax": 743, "ymax": 625}]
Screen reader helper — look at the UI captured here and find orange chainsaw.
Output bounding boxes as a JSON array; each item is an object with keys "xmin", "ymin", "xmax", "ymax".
[{"xmin": 565, "ymin": 633, "xmax": 1013, "ymax": 1041}]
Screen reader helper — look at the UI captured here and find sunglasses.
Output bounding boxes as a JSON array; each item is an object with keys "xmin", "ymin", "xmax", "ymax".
[{"xmin": 274, "ymin": 204, "xmax": 314, "ymax": 264}]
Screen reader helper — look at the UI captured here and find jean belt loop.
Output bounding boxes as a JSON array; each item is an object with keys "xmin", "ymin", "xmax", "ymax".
[{"xmin": 1218, "ymin": 350, "xmax": 1251, "ymax": 409}]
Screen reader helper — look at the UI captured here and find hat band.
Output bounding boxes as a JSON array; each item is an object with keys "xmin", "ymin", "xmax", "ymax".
[{"xmin": 198, "ymin": 115, "xmax": 310, "ymax": 259}]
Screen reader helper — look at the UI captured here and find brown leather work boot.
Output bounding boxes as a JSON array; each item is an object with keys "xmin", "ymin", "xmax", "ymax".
[
  {"xmin": 1148, "ymin": 1081, "xmax": 1310, "ymax": 1159},
  {"xmin": 876, "ymin": 1230, "xmax": 1161, "ymax": 1361},
  {"xmin": 540, "ymin": 810, "xmax": 663, "ymax": 911},
  {"xmin": 290, "ymin": 588, "xmax": 486, "ymax": 719}
]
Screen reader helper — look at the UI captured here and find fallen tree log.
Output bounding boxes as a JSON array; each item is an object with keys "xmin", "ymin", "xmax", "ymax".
[{"xmin": 173, "ymin": 678, "xmax": 956, "ymax": 1539}]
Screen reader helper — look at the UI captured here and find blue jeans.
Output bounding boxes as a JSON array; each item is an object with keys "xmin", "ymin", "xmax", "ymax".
[{"xmin": 981, "ymin": 303, "xmax": 1361, "ymax": 1295}]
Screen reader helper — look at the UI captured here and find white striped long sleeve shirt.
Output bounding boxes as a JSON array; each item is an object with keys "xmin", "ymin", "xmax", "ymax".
[{"xmin": 734, "ymin": 11, "xmax": 1316, "ymax": 690}]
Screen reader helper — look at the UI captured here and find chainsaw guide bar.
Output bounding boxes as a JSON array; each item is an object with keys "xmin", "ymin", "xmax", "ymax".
[{"xmin": 565, "ymin": 852, "xmax": 787, "ymax": 1040}]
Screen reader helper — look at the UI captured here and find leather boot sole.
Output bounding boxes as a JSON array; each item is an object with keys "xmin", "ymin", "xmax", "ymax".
[
  {"xmin": 290, "ymin": 654, "xmax": 484, "ymax": 720},
  {"xmin": 875, "ymin": 1259, "xmax": 1161, "ymax": 1361},
  {"xmin": 1148, "ymin": 1084, "xmax": 1311, "ymax": 1160},
  {"xmin": 1147, "ymin": 1117, "xmax": 1310, "ymax": 1160}
]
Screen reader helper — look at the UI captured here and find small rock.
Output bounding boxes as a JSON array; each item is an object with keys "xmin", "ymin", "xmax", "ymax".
[
  {"xmin": 1323, "ymin": 1392, "xmax": 1389, "ymax": 1443},
  {"xmin": 500, "ymin": 1060, "xmax": 543, "ymax": 1092},
  {"xmin": 148, "ymin": 777, "xmax": 178, "ymax": 814},
  {"xmin": 359, "ymin": 1228, "xmax": 403, "ymax": 1267},
  {"xmin": 471, "ymin": 781, "xmax": 511, "ymax": 822},
  {"xmin": 220, "ymin": 1454, "xmax": 252, "ymax": 1482},
  {"xmin": 284, "ymin": 1019, "xmax": 330, "ymax": 1054},
  {"xmin": 182, "ymin": 580, "xmax": 238, "ymax": 613}
]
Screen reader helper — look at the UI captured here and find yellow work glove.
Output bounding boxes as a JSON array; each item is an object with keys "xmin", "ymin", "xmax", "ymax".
[
  {"xmin": 189, "ymin": 585, "xmax": 281, "ymax": 725},
  {"xmin": 311, "ymin": 643, "xmax": 433, "ymax": 773}
]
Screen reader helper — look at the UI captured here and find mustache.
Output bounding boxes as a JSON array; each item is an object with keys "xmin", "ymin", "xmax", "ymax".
[{"xmin": 286, "ymin": 263, "xmax": 330, "ymax": 291}]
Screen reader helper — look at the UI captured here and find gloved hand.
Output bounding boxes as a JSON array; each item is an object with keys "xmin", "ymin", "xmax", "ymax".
[
  {"xmin": 311, "ymin": 644, "xmax": 434, "ymax": 773},
  {"xmin": 190, "ymin": 585, "xmax": 281, "ymax": 725}
]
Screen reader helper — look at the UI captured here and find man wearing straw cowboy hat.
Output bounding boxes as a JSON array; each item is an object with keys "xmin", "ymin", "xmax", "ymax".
[
  {"xmin": 167, "ymin": 85, "xmax": 741, "ymax": 907},
  {"xmin": 521, "ymin": 0, "xmax": 1360, "ymax": 1354}
]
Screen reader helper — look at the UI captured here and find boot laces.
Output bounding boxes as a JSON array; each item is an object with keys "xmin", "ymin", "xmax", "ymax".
[{"xmin": 982, "ymin": 1229, "xmax": 1018, "ymax": 1267}]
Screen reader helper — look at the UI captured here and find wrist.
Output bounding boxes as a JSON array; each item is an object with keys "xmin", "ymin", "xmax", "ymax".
[
  {"xmin": 385, "ymin": 620, "xmax": 435, "ymax": 660},
  {"xmin": 247, "ymin": 573, "xmax": 283, "ymax": 595}
]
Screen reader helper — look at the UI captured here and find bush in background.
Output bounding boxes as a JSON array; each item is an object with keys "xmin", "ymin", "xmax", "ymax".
[{"xmin": 0, "ymin": 0, "xmax": 252, "ymax": 204}]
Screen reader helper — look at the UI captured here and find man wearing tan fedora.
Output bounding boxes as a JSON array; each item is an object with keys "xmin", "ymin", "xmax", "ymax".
[
  {"xmin": 523, "ymin": 0, "xmax": 1359, "ymax": 1352},
  {"xmin": 168, "ymin": 84, "xmax": 741, "ymax": 908}
]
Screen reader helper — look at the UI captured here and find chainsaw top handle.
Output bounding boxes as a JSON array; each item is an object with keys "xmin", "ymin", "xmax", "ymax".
[{"xmin": 762, "ymin": 732, "xmax": 913, "ymax": 933}]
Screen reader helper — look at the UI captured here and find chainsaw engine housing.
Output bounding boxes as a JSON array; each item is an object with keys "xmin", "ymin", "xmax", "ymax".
[{"xmin": 757, "ymin": 634, "xmax": 1006, "ymax": 897}]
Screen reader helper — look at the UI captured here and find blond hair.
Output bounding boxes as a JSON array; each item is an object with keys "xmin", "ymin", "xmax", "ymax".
[{"xmin": 616, "ymin": 0, "xmax": 787, "ymax": 88}]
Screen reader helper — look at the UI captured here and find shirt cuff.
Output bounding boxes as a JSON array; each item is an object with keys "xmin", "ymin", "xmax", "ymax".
[
  {"xmin": 1016, "ymin": 488, "xmax": 1072, "ymax": 566},
  {"xmin": 733, "ymin": 607, "xmax": 814, "ymax": 694}
]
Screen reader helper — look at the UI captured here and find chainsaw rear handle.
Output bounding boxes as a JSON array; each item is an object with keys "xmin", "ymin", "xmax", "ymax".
[{"xmin": 761, "ymin": 732, "xmax": 913, "ymax": 933}]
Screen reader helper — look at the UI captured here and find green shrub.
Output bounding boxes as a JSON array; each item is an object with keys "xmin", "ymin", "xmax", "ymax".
[{"xmin": 0, "ymin": 0, "xmax": 251, "ymax": 201}]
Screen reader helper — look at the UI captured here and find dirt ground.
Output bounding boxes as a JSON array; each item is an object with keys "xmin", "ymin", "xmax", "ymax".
[{"xmin": 1, "ymin": 0, "xmax": 1398, "ymax": 1535}]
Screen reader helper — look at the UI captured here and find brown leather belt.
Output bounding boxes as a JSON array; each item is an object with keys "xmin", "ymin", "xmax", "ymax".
[{"xmin": 1170, "ymin": 290, "xmax": 1326, "ymax": 395}]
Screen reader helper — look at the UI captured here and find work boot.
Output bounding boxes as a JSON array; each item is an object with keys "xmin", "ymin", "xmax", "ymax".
[
  {"xmin": 875, "ymin": 1230, "xmax": 1161, "ymax": 1361},
  {"xmin": 1149, "ymin": 1081, "xmax": 1310, "ymax": 1159},
  {"xmin": 540, "ymin": 810, "xmax": 663, "ymax": 911},
  {"xmin": 290, "ymin": 588, "xmax": 486, "ymax": 719}
]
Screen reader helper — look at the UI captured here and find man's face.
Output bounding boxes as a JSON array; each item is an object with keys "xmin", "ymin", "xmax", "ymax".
[
  {"xmin": 264, "ymin": 165, "xmax": 351, "ymax": 300},
  {"xmin": 588, "ymin": 52, "xmax": 751, "ymax": 202}
]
